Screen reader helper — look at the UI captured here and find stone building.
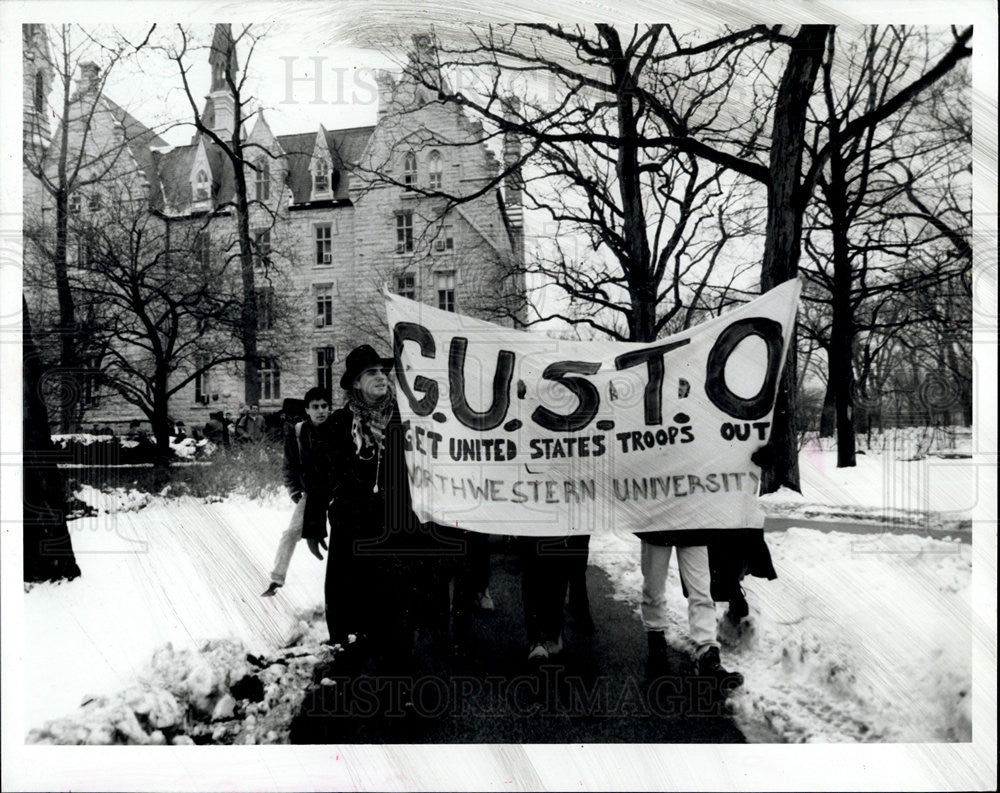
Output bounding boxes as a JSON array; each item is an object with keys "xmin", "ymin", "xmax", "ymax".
[{"xmin": 24, "ymin": 24, "xmax": 524, "ymax": 430}]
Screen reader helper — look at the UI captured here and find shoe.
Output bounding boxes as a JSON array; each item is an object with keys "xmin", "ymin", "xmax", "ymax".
[
  {"xmin": 726, "ymin": 589, "xmax": 749, "ymax": 623},
  {"xmin": 527, "ymin": 643, "xmax": 549, "ymax": 661},
  {"xmin": 477, "ymin": 589, "xmax": 495, "ymax": 612},
  {"xmin": 544, "ymin": 634, "xmax": 563, "ymax": 656},
  {"xmin": 697, "ymin": 646, "xmax": 744, "ymax": 690},
  {"xmin": 647, "ymin": 631, "xmax": 669, "ymax": 672},
  {"xmin": 261, "ymin": 582, "xmax": 282, "ymax": 597}
]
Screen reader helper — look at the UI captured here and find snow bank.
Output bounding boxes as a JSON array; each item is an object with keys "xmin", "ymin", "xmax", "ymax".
[
  {"xmin": 589, "ymin": 527, "xmax": 972, "ymax": 742},
  {"xmin": 27, "ymin": 634, "xmax": 331, "ymax": 745},
  {"xmin": 23, "ymin": 490, "xmax": 327, "ymax": 730}
]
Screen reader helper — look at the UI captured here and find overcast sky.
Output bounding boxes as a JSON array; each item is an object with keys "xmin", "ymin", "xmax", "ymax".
[{"xmin": 52, "ymin": 21, "xmax": 398, "ymax": 147}]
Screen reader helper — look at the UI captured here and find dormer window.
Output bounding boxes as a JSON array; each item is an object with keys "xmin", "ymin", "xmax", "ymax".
[
  {"xmin": 34, "ymin": 72, "xmax": 45, "ymax": 114},
  {"xmin": 403, "ymin": 151, "xmax": 417, "ymax": 189},
  {"xmin": 194, "ymin": 169, "xmax": 210, "ymax": 201},
  {"xmin": 314, "ymin": 160, "xmax": 330, "ymax": 194},
  {"xmin": 428, "ymin": 150, "xmax": 442, "ymax": 190},
  {"xmin": 254, "ymin": 157, "xmax": 270, "ymax": 201}
]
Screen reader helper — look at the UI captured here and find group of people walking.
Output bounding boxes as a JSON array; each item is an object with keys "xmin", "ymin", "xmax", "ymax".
[{"xmin": 262, "ymin": 342, "xmax": 774, "ymax": 699}]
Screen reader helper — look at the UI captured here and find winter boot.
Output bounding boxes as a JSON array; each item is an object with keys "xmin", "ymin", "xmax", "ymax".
[
  {"xmin": 646, "ymin": 631, "xmax": 669, "ymax": 675},
  {"xmin": 725, "ymin": 589, "xmax": 749, "ymax": 623},
  {"xmin": 697, "ymin": 646, "xmax": 744, "ymax": 691}
]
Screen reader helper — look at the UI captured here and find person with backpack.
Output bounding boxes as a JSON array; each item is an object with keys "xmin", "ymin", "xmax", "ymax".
[{"xmin": 261, "ymin": 387, "xmax": 333, "ymax": 597}]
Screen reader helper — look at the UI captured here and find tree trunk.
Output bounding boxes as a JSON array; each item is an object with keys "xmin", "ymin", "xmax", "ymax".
[
  {"xmin": 23, "ymin": 299, "xmax": 81, "ymax": 583},
  {"xmin": 53, "ymin": 192, "xmax": 80, "ymax": 433},
  {"xmin": 760, "ymin": 24, "xmax": 832, "ymax": 494},
  {"xmin": 151, "ymin": 372, "xmax": 174, "ymax": 467},
  {"xmin": 603, "ymin": 26, "xmax": 655, "ymax": 343},
  {"xmin": 230, "ymin": 100, "xmax": 261, "ymax": 405},
  {"xmin": 819, "ymin": 383, "xmax": 836, "ymax": 438},
  {"xmin": 824, "ymin": 152, "xmax": 857, "ymax": 468}
]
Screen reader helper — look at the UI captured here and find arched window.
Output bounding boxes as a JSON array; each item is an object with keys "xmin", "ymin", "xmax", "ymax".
[
  {"xmin": 403, "ymin": 151, "xmax": 417, "ymax": 188},
  {"xmin": 314, "ymin": 160, "xmax": 329, "ymax": 193},
  {"xmin": 255, "ymin": 157, "xmax": 270, "ymax": 201},
  {"xmin": 195, "ymin": 170, "xmax": 210, "ymax": 201},
  {"xmin": 34, "ymin": 72, "xmax": 44, "ymax": 114},
  {"xmin": 428, "ymin": 150, "xmax": 442, "ymax": 190}
]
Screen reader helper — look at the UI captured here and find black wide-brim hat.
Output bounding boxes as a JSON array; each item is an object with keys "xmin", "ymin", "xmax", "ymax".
[{"xmin": 340, "ymin": 344, "xmax": 394, "ymax": 390}]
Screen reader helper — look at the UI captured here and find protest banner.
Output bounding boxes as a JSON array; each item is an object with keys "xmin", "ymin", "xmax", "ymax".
[{"xmin": 386, "ymin": 279, "xmax": 801, "ymax": 537}]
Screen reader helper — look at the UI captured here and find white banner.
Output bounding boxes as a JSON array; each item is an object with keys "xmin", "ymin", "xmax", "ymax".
[{"xmin": 386, "ymin": 280, "xmax": 801, "ymax": 537}]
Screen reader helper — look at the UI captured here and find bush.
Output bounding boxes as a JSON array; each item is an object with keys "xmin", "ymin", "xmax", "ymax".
[
  {"xmin": 65, "ymin": 438, "xmax": 285, "ymax": 501},
  {"xmin": 170, "ymin": 440, "xmax": 285, "ymax": 499}
]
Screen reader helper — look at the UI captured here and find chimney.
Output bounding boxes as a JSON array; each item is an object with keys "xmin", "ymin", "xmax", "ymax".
[
  {"xmin": 76, "ymin": 62, "xmax": 100, "ymax": 96},
  {"xmin": 501, "ymin": 96, "xmax": 523, "ymax": 210},
  {"xmin": 375, "ymin": 69, "xmax": 396, "ymax": 121}
]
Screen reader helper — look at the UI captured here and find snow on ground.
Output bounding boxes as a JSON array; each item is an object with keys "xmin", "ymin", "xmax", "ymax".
[
  {"xmin": 24, "ymin": 488, "xmax": 327, "ymax": 735},
  {"xmin": 589, "ymin": 527, "xmax": 971, "ymax": 742},
  {"xmin": 23, "ymin": 442, "xmax": 977, "ymax": 743},
  {"xmin": 762, "ymin": 444, "xmax": 978, "ymax": 531}
]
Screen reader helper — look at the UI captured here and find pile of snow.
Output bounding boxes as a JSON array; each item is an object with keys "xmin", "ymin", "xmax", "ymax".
[
  {"xmin": 23, "ymin": 490, "xmax": 327, "ymax": 733},
  {"xmin": 51, "ymin": 433, "xmax": 114, "ymax": 446},
  {"xmin": 27, "ymin": 632, "xmax": 331, "ymax": 745},
  {"xmin": 74, "ymin": 483, "xmax": 152, "ymax": 513},
  {"xmin": 589, "ymin": 526, "xmax": 971, "ymax": 742},
  {"xmin": 169, "ymin": 437, "xmax": 202, "ymax": 459}
]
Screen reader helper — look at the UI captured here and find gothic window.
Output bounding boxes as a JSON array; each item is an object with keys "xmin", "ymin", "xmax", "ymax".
[
  {"xmin": 193, "ymin": 232, "xmax": 211, "ymax": 275},
  {"xmin": 314, "ymin": 160, "xmax": 330, "ymax": 194},
  {"xmin": 315, "ymin": 224, "xmax": 332, "ymax": 265},
  {"xmin": 254, "ymin": 157, "xmax": 270, "ymax": 201},
  {"xmin": 436, "ymin": 270, "xmax": 456, "ymax": 312},
  {"xmin": 397, "ymin": 274, "xmax": 415, "ymax": 299},
  {"xmin": 428, "ymin": 150, "xmax": 442, "ymax": 190},
  {"xmin": 34, "ymin": 72, "xmax": 44, "ymax": 114},
  {"xmin": 255, "ymin": 287, "xmax": 275, "ymax": 330},
  {"xmin": 315, "ymin": 284, "xmax": 334, "ymax": 327},
  {"xmin": 395, "ymin": 211, "xmax": 413, "ymax": 254},
  {"xmin": 195, "ymin": 169, "xmax": 210, "ymax": 201},
  {"xmin": 83, "ymin": 356, "xmax": 102, "ymax": 408},
  {"xmin": 258, "ymin": 357, "xmax": 281, "ymax": 402},
  {"xmin": 195, "ymin": 365, "xmax": 210, "ymax": 404},
  {"xmin": 316, "ymin": 347, "xmax": 336, "ymax": 391},
  {"xmin": 434, "ymin": 222, "xmax": 454, "ymax": 252},
  {"xmin": 403, "ymin": 151, "xmax": 417, "ymax": 188},
  {"xmin": 253, "ymin": 229, "xmax": 271, "ymax": 267}
]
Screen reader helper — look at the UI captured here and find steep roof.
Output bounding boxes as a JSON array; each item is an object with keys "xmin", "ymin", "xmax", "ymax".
[
  {"xmin": 148, "ymin": 124, "xmax": 374, "ymax": 212},
  {"xmin": 276, "ymin": 125, "xmax": 374, "ymax": 203},
  {"xmin": 103, "ymin": 97, "xmax": 168, "ymax": 206}
]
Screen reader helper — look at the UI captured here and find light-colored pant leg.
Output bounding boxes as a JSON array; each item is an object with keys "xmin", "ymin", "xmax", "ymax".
[
  {"xmin": 640, "ymin": 541, "xmax": 673, "ymax": 633},
  {"xmin": 676, "ymin": 544, "xmax": 719, "ymax": 655},
  {"xmin": 270, "ymin": 494, "xmax": 306, "ymax": 585}
]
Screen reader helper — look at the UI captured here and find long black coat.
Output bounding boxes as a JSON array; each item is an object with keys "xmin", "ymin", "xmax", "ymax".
[
  {"xmin": 299, "ymin": 405, "xmax": 420, "ymax": 547},
  {"xmin": 305, "ymin": 404, "xmax": 440, "ymax": 652}
]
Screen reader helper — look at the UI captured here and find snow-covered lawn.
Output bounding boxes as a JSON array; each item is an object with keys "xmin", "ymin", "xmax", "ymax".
[
  {"xmin": 25, "ymin": 487, "xmax": 328, "ymax": 738},
  {"xmin": 589, "ymin": 527, "xmax": 971, "ymax": 742},
  {"xmin": 20, "ymin": 447, "xmax": 982, "ymax": 744}
]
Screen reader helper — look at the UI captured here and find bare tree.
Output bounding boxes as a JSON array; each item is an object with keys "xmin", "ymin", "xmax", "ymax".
[
  {"xmin": 63, "ymin": 180, "xmax": 286, "ymax": 462},
  {"xmin": 23, "ymin": 24, "xmax": 157, "ymax": 431},
  {"xmin": 161, "ymin": 24, "xmax": 284, "ymax": 405},
  {"xmin": 801, "ymin": 29, "xmax": 971, "ymax": 465}
]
